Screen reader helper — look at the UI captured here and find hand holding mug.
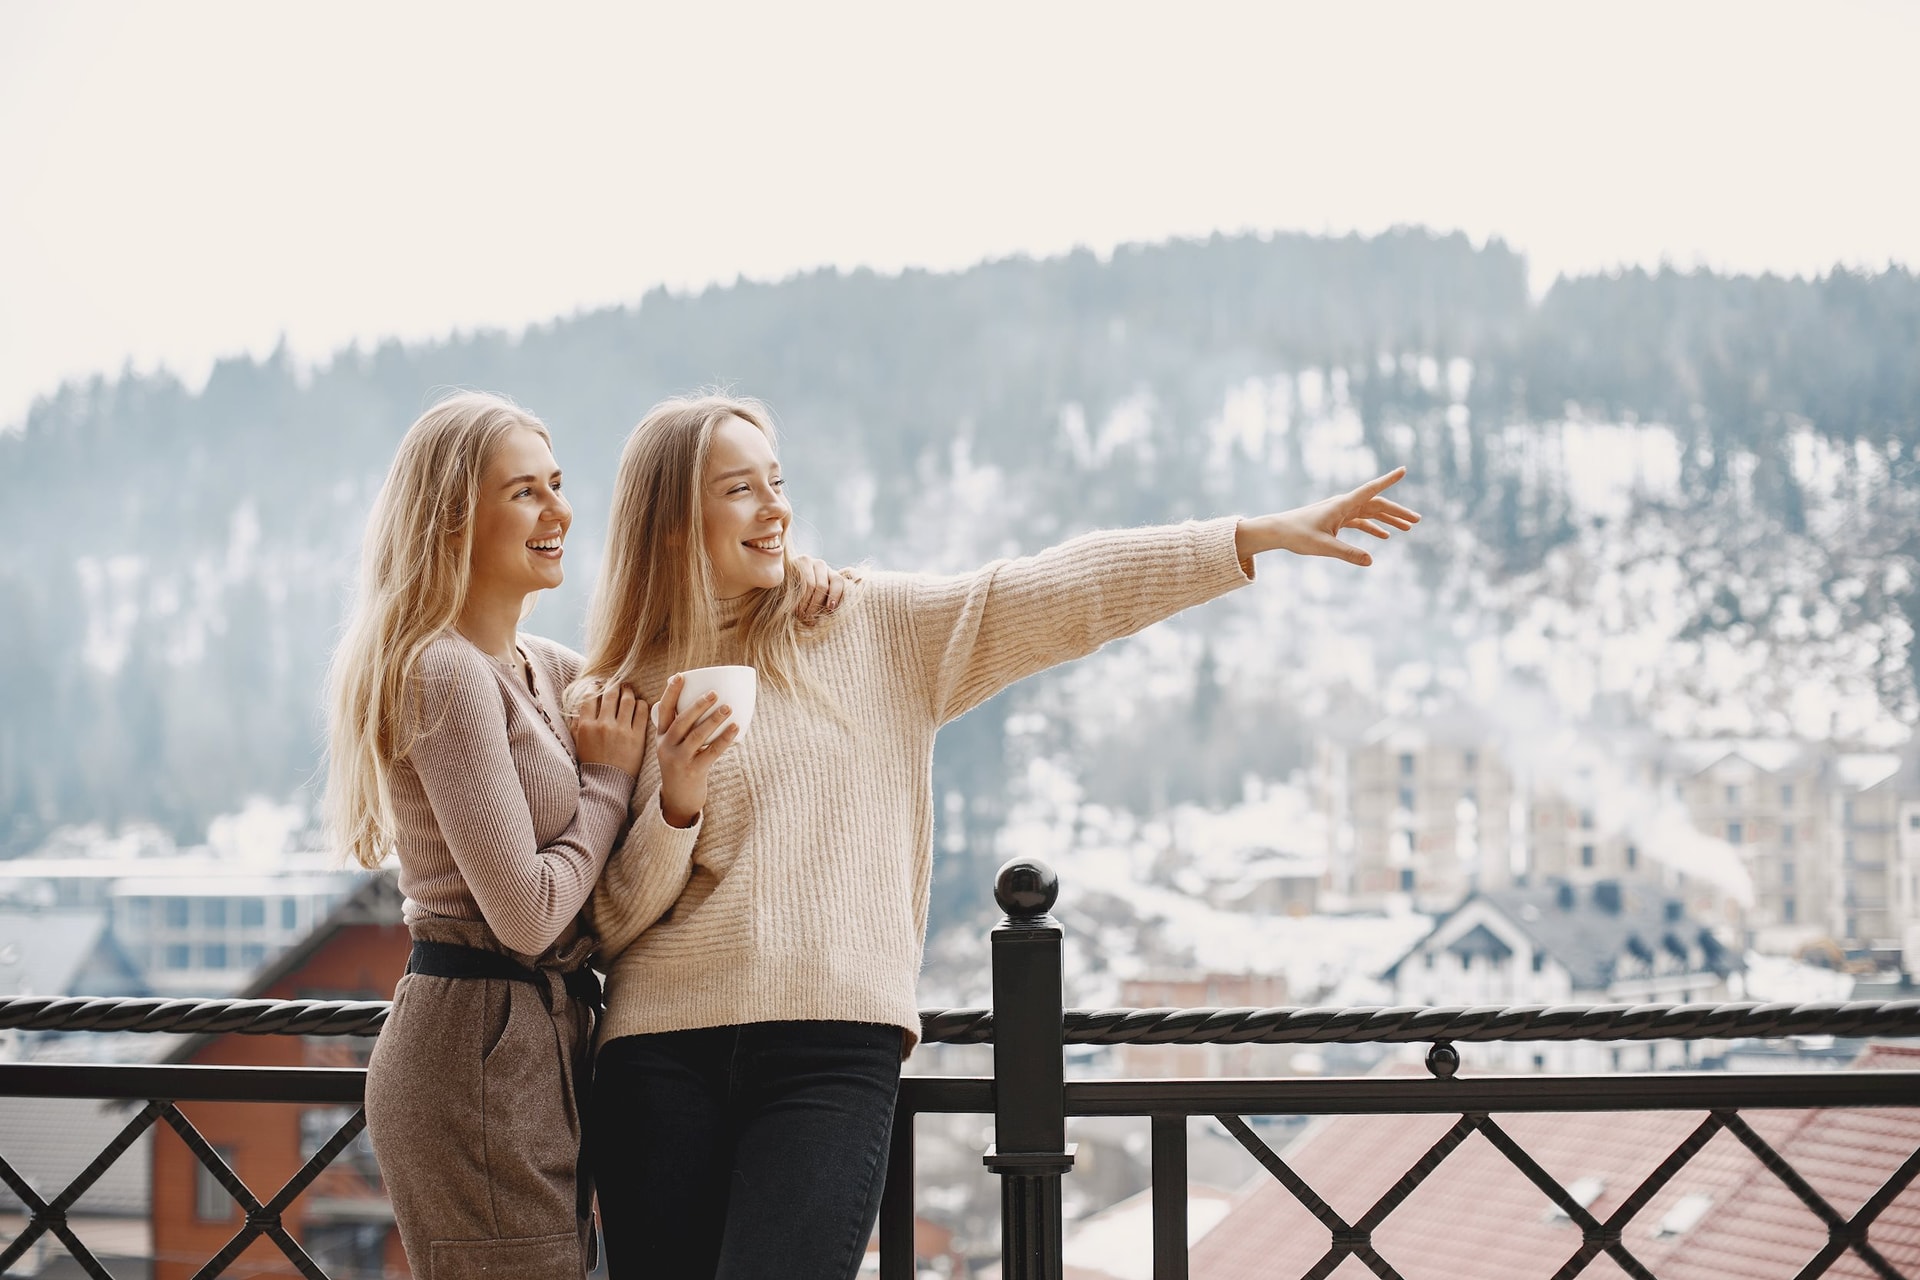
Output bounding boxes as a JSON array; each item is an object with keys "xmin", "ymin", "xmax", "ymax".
[{"xmin": 655, "ymin": 667, "xmax": 756, "ymax": 828}]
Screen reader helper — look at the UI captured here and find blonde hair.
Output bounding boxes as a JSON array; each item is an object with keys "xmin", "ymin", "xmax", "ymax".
[
  {"xmin": 574, "ymin": 394, "xmax": 819, "ymax": 710},
  {"xmin": 325, "ymin": 391, "xmax": 552, "ymax": 869}
]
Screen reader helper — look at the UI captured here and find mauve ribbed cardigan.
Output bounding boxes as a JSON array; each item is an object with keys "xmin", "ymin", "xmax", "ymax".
[
  {"xmin": 390, "ymin": 632, "xmax": 637, "ymax": 957},
  {"xmin": 589, "ymin": 518, "xmax": 1254, "ymax": 1052}
]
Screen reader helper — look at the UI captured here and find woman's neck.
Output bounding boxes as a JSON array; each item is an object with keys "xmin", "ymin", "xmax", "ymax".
[{"xmin": 455, "ymin": 590, "xmax": 527, "ymax": 663}]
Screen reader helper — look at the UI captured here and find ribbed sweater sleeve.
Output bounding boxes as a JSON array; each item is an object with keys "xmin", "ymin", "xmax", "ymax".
[
  {"xmin": 899, "ymin": 516, "xmax": 1254, "ymax": 724},
  {"xmin": 405, "ymin": 641, "xmax": 634, "ymax": 955},
  {"xmin": 589, "ymin": 788, "xmax": 703, "ymax": 960}
]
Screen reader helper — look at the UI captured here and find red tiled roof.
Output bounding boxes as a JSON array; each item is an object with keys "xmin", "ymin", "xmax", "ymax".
[{"xmin": 1188, "ymin": 1045, "xmax": 1920, "ymax": 1280}]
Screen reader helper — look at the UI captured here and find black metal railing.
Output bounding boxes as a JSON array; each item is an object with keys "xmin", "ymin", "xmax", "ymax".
[{"xmin": 2, "ymin": 857, "xmax": 1918, "ymax": 1280}]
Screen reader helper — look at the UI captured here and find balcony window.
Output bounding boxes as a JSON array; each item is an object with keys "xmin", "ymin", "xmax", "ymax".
[
  {"xmin": 1398, "ymin": 786, "xmax": 1415, "ymax": 811},
  {"xmin": 164, "ymin": 899, "xmax": 190, "ymax": 929},
  {"xmin": 282, "ymin": 899, "xmax": 299, "ymax": 930},
  {"xmin": 1727, "ymin": 823, "xmax": 1743, "ymax": 845},
  {"xmin": 1781, "ymin": 785, "xmax": 1794, "ymax": 807},
  {"xmin": 1626, "ymin": 844, "xmax": 1638, "ymax": 869},
  {"xmin": 1399, "ymin": 752, "xmax": 1415, "ymax": 777},
  {"xmin": 1782, "ymin": 861, "xmax": 1795, "ymax": 886},
  {"xmin": 1725, "ymin": 784, "xmax": 1740, "ymax": 804},
  {"xmin": 240, "ymin": 898, "xmax": 265, "ymax": 927},
  {"xmin": 1580, "ymin": 844, "xmax": 1596, "ymax": 868},
  {"xmin": 1783, "ymin": 823, "xmax": 1796, "ymax": 847},
  {"xmin": 1398, "ymin": 868, "xmax": 1415, "ymax": 892},
  {"xmin": 165, "ymin": 944, "xmax": 192, "ymax": 970},
  {"xmin": 203, "ymin": 944, "xmax": 228, "ymax": 969},
  {"xmin": 202, "ymin": 899, "xmax": 227, "ymax": 928},
  {"xmin": 1579, "ymin": 808, "xmax": 1594, "ymax": 830},
  {"xmin": 1784, "ymin": 897, "xmax": 1797, "ymax": 923},
  {"xmin": 241, "ymin": 944, "xmax": 267, "ymax": 969}
]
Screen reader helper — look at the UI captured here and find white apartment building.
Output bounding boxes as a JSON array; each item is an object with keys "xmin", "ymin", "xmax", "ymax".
[
  {"xmin": 0, "ymin": 844, "xmax": 361, "ymax": 997},
  {"xmin": 1384, "ymin": 879, "xmax": 1742, "ymax": 1073}
]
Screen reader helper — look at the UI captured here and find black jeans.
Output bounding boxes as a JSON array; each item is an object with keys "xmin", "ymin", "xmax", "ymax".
[{"xmin": 590, "ymin": 1020, "xmax": 902, "ymax": 1280}]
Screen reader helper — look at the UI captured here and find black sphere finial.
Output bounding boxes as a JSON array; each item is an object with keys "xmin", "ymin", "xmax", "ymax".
[{"xmin": 994, "ymin": 857, "xmax": 1059, "ymax": 919}]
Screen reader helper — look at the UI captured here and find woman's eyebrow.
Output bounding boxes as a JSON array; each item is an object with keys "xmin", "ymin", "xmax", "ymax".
[{"xmin": 499, "ymin": 469, "xmax": 561, "ymax": 490}]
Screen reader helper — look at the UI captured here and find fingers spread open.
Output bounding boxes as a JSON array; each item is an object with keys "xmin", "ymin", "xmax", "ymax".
[
  {"xmin": 1347, "ymin": 518, "xmax": 1392, "ymax": 540},
  {"xmin": 1374, "ymin": 499, "xmax": 1421, "ymax": 523}
]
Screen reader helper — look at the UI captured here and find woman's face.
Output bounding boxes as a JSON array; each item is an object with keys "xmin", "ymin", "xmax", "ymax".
[
  {"xmin": 700, "ymin": 414, "xmax": 791, "ymax": 599},
  {"xmin": 469, "ymin": 426, "xmax": 571, "ymax": 600}
]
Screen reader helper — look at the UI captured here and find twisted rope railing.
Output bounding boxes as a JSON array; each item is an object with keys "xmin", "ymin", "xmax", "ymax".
[
  {"xmin": 0, "ymin": 996, "xmax": 391, "ymax": 1037},
  {"xmin": 3, "ymin": 995, "xmax": 1916, "ymax": 1044},
  {"xmin": 1063, "ymin": 998, "xmax": 1920, "ymax": 1045}
]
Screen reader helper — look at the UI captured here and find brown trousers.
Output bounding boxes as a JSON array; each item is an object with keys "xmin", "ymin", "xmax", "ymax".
[{"xmin": 365, "ymin": 916, "xmax": 597, "ymax": 1279}]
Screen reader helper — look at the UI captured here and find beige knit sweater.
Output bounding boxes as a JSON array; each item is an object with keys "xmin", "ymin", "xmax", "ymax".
[
  {"xmin": 391, "ymin": 632, "xmax": 636, "ymax": 958},
  {"xmin": 590, "ymin": 518, "xmax": 1254, "ymax": 1052}
]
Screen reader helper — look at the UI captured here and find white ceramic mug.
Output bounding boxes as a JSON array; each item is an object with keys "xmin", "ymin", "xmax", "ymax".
[{"xmin": 665, "ymin": 665, "xmax": 758, "ymax": 747}]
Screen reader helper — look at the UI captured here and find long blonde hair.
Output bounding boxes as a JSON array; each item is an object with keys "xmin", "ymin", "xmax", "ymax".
[
  {"xmin": 326, "ymin": 391, "xmax": 552, "ymax": 869},
  {"xmin": 574, "ymin": 394, "xmax": 819, "ymax": 709}
]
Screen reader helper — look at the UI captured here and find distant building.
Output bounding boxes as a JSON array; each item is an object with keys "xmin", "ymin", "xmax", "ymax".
[
  {"xmin": 1116, "ymin": 973, "xmax": 1292, "ymax": 1078},
  {"xmin": 1318, "ymin": 709, "xmax": 1517, "ymax": 909},
  {"xmin": 1833, "ymin": 748, "xmax": 1913, "ymax": 949},
  {"xmin": 0, "ymin": 848, "xmax": 361, "ymax": 998},
  {"xmin": 0, "ymin": 906, "xmax": 149, "ymax": 1062},
  {"xmin": 0, "ymin": 1092, "xmax": 154, "ymax": 1276},
  {"xmin": 1663, "ymin": 739, "xmax": 1834, "ymax": 949},
  {"xmin": 0, "ymin": 906, "xmax": 146, "ymax": 999},
  {"xmin": 1318, "ymin": 721, "xmax": 1920, "ymax": 959},
  {"xmin": 1187, "ymin": 1043, "xmax": 1920, "ymax": 1280},
  {"xmin": 150, "ymin": 873, "xmax": 410, "ymax": 1280},
  {"xmin": 1383, "ymin": 880, "xmax": 1741, "ymax": 1072}
]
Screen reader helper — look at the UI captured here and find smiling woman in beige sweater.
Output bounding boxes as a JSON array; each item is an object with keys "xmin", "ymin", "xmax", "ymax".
[{"xmin": 571, "ymin": 393, "xmax": 1420, "ymax": 1280}]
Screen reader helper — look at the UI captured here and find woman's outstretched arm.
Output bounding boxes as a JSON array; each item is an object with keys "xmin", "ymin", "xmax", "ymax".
[{"xmin": 895, "ymin": 468, "xmax": 1419, "ymax": 725}]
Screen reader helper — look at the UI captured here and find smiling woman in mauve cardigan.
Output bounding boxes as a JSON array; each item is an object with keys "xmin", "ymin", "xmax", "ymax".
[{"xmin": 574, "ymin": 393, "xmax": 1420, "ymax": 1280}]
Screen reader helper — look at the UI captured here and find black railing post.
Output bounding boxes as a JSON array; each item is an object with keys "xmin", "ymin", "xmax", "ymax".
[{"xmin": 984, "ymin": 857, "xmax": 1074, "ymax": 1280}]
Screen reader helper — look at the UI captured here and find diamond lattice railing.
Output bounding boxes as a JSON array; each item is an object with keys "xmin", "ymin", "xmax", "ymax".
[
  {"xmin": 0, "ymin": 1099, "xmax": 368, "ymax": 1280},
  {"xmin": 1219, "ymin": 1109, "xmax": 1920, "ymax": 1280}
]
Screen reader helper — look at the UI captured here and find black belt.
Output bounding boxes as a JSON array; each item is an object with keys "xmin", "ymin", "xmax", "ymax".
[
  {"xmin": 405, "ymin": 940, "xmax": 604, "ymax": 1013},
  {"xmin": 403, "ymin": 938, "xmax": 603, "ymax": 1258}
]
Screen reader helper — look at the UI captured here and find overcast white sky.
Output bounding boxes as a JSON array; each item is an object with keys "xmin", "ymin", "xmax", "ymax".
[{"xmin": 3, "ymin": 0, "xmax": 1917, "ymax": 428}]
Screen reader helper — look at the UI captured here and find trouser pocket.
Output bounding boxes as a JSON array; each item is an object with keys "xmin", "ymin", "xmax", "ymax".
[{"xmin": 429, "ymin": 1230, "xmax": 579, "ymax": 1279}]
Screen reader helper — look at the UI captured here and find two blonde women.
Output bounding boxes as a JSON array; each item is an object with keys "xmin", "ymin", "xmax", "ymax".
[{"xmin": 325, "ymin": 393, "xmax": 840, "ymax": 1278}]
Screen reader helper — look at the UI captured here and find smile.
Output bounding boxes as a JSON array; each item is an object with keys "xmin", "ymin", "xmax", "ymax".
[
  {"xmin": 528, "ymin": 535, "xmax": 564, "ymax": 559},
  {"xmin": 743, "ymin": 536, "xmax": 783, "ymax": 554}
]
